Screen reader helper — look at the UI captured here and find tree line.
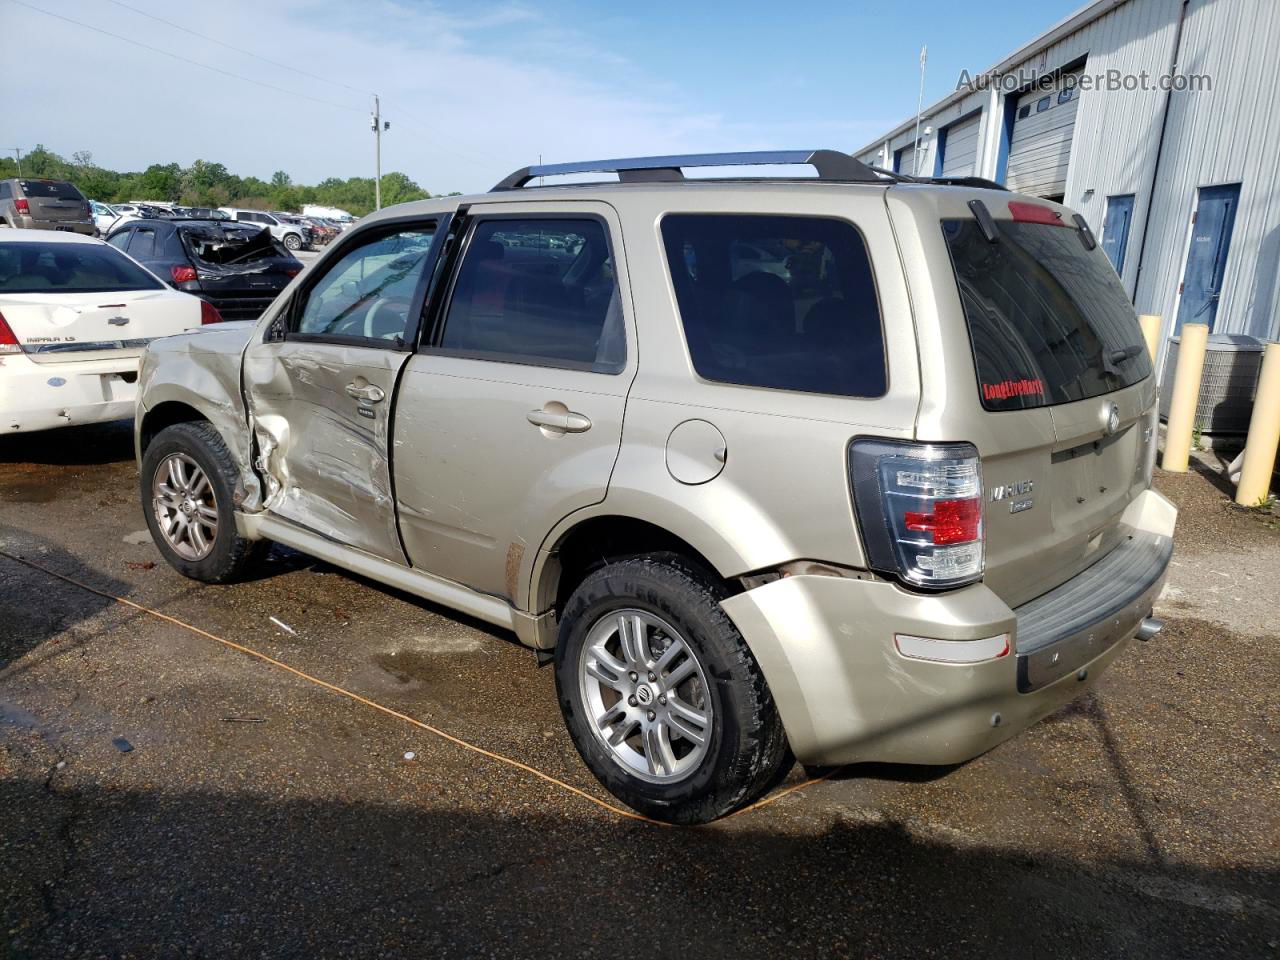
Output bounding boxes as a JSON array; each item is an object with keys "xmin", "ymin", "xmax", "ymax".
[{"xmin": 0, "ymin": 146, "xmax": 450, "ymax": 216}]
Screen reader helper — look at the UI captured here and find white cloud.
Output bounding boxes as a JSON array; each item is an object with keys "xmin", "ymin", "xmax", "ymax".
[{"xmin": 5, "ymin": 0, "xmax": 885, "ymax": 194}]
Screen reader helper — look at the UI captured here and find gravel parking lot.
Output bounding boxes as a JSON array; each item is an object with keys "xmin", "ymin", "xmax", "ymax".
[{"xmin": 2, "ymin": 422, "xmax": 1277, "ymax": 959}]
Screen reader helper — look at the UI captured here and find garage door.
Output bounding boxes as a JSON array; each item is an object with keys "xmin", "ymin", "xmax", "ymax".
[
  {"xmin": 940, "ymin": 113, "xmax": 982, "ymax": 178},
  {"xmin": 893, "ymin": 142, "xmax": 921, "ymax": 176},
  {"xmin": 1006, "ymin": 72, "xmax": 1080, "ymax": 199}
]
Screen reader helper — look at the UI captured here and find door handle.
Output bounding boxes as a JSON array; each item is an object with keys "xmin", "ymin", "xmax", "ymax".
[
  {"xmin": 527, "ymin": 408, "xmax": 592, "ymax": 434},
  {"xmin": 345, "ymin": 382, "xmax": 385, "ymax": 403}
]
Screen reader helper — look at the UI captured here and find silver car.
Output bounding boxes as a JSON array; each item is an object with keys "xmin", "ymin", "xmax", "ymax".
[
  {"xmin": 0, "ymin": 178, "xmax": 95, "ymax": 235},
  {"xmin": 134, "ymin": 150, "xmax": 1177, "ymax": 823}
]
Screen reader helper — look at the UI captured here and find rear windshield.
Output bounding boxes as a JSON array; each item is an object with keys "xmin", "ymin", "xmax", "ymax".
[
  {"xmin": 942, "ymin": 217, "xmax": 1151, "ymax": 411},
  {"xmin": 661, "ymin": 214, "xmax": 886, "ymax": 397},
  {"xmin": 0, "ymin": 241, "xmax": 163, "ymax": 293},
  {"xmin": 18, "ymin": 180, "xmax": 84, "ymax": 200}
]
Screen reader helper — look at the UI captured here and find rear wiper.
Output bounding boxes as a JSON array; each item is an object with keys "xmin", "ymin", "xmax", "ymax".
[{"xmin": 1109, "ymin": 345, "xmax": 1143, "ymax": 364}]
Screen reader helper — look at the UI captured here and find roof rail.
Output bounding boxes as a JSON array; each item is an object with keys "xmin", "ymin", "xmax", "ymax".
[
  {"xmin": 867, "ymin": 167, "xmax": 1009, "ymax": 191},
  {"xmin": 491, "ymin": 150, "xmax": 884, "ymax": 191}
]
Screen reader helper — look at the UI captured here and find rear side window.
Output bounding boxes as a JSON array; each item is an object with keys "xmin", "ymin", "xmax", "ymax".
[
  {"xmin": 439, "ymin": 218, "xmax": 625, "ymax": 373},
  {"xmin": 0, "ymin": 241, "xmax": 163, "ymax": 293},
  {"xmin": 942, "ymin": 217, "xmax": 1152, "ymax": 411},
  {"xmin": 18, "ymin": 180, "xmax": 84, "ymax": 200},
  {"xmin": 661, "ymin": 214, "xmax": 886, "ymax": 397},
  {"xmin": 129, "ymin": 228, "xmax": 157, "ymax": 258}
]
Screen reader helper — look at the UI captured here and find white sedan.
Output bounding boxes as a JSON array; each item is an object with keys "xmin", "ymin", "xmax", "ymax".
[{"xmin": 0, "ymin": 230, "xmax": 219, "ymax": 433}]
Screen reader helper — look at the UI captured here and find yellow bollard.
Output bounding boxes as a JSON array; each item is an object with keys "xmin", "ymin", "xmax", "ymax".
[
  {"xmin": 1235, "ymin": 341, "xmax": 1280, "ymax": 506},
  {"xmin": 1138, "ymin": 314, "xmax": 1162, "ymax": 364},
  {"xmin": 1162, "ymin": 322, "xmax": 1210, "ymax": 472}
]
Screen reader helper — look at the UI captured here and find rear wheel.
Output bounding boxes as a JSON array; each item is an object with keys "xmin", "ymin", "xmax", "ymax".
[
  {"xmin": 283, "ymin": 233, "xmax": 302, "ymax": 250},
  {"xmin": 555, "ymin": 554, "xmax": 791, "ymax": 824},
  {"xmin": 140, "ymin": 422, "xmax": 266, "ymax": 583}
]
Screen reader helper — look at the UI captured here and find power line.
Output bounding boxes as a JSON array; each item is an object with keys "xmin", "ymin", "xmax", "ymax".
[
  {"xmin": 5, "ymin": 0, "xmax": 365, "ymax": 116},
  {"xmin": 100, "ymin": 0, "xmax": 373, "ymax": 100}
]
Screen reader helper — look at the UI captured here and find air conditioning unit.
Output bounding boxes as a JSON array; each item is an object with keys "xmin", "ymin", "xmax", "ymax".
[{"xmin": 1159, "ymin": 333, "xmax": 1265, "ymax": 434}]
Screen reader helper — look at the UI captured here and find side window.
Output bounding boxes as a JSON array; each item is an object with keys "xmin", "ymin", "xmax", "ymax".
[
  {"xmin": 438, "ymin": 218, "xmax": 624, "ymax": 373},
  {"xmin": 293, "ymin": 224, "xmax": 436, "ymax": 343},
  {"xmin": 0, "ymin": 182, "xmax": 10, "ymax": 199},
  {"xmin": 106, "ymin": 228, "xmax": 132, "ymax": 250},
  {"xmin": 660, "ymin": 214, "xmax": 886, "ymax": 398},
  {"xmin": 129, "ymin": 228, "xmax": 156, "ymax": 258}
]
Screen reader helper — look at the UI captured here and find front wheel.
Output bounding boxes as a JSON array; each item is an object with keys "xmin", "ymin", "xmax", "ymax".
[
  {"xmin": 555, "ymin": 554, "xmax": 791, "ymax": 824},
  {"xmin": 283, "ymin": 233, "xmax": 302, "ymax": 250},
  {"xmin": 140, "ymin": 421, "xmax": 266, "ymax": 583}
]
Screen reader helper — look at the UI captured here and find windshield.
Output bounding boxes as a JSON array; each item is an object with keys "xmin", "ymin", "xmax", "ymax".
[
  {"xmin": 942, "ymin": 217, "xmax": 1151, "ymax": 411},
  {"xmin": 0, "ymin": 241, "xmax": 164, "ymax": 294}
]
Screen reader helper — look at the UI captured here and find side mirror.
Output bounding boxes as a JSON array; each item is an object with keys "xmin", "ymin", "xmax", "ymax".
[{"xmin": 340, "ymin": 279, "xmax": 361, "ymax": 302}]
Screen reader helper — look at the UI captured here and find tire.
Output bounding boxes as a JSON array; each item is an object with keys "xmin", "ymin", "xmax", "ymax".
[
  {"xmin": 555, "ymin": 553, "xmax": 791, "ymax": 824},
  {"xmin": 283, "ymin": 233, "xmax": 301, "ymax": 251},
  {"xmin": 140, "ymin": 421, "xmax": 267, "ymax": 583}
]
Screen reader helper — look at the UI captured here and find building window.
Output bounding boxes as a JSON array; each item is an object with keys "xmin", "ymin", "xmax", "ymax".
[
  {"xmin": 1058, "ymin": 87, "xmax": 1075, "ymax": 104},
  {"xmin": 1036, "ymin": 96, "xmax": 1051, "ymax": 113},
  {"xmin": 1018, "ymin": 104, "xmax": 1031, "ymax": 119}
]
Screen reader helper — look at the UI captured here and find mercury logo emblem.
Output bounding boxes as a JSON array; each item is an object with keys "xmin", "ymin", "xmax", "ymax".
[
  {"xmin": 1103, "ymin": 402, "xmax": 1121, "ymax": 436},
  {"xmin": 635, "ymin": 685, "xmax": 654, "ymax": 705}
]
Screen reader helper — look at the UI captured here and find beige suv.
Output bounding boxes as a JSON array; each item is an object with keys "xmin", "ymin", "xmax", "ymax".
[{"xmin": 134, "ymin": 151, "xmax": 1177, "ymax": 823}]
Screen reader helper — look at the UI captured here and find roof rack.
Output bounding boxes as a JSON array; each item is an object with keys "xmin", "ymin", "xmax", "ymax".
[{"xmin": 491, "ymin": 150, "xmax": 884, "ymax": 191}]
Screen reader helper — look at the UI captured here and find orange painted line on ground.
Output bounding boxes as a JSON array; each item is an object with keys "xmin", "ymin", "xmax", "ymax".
[{"xmin": 2, "ymin": 549, "xmax": 835, "ymax": 826}]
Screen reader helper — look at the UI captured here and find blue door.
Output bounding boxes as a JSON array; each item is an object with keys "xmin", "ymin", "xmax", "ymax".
[
  {"xmin": 1100, "ymin": 194, "xmax": 1134, "ymax": 276},
  {"xmin": 1176, "ymin": 183, "xmax": 1241, "ymax": 332}
]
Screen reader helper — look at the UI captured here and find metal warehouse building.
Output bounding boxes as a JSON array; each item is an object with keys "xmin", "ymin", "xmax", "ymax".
[{"xmin": 855, "ymin": 0, "xmax": 1280, "ymax": 364}]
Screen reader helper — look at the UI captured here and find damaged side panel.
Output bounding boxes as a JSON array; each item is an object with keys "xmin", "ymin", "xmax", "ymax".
[
  {"xmin": 136, "ymin": 321, "xmax": 263, "ymax": 510},
  {"xmin": 242, "ymin": 340, "xmax": 411, "ymax": 564}
]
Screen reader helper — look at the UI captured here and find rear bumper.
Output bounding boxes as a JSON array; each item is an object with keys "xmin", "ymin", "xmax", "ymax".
[
  {"xmin": 721, "ymin": 488, "xmax": 1177, "ymax": 767},
  {"xmin": 0, "ymin": 353, "xmax": 140, "ymax": 433},
  {"xmin": 12, "ymin": 216, "xmax": 96, "ymax": 235}
]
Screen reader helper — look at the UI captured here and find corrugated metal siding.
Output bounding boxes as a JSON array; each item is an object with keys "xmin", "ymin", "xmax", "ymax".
[
  {"xmin": 941, "ymin": 113, "xmax": 983, "ymax": 177},
  {"xmin": 1131, "ymin": 0, "xmax": 1280, "ymax": 348},
  {"xmin": 851, "ymin": 0, "xmax": 1280, "ymax": 343}
]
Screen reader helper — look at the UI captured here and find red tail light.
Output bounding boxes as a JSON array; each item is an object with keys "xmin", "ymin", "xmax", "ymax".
[
  {"xmin": 0, "ymin": 309, "xmax": 20, "ymax": 354},
  {"xmin": 14, "ymin": 198, "xmax": 29, "ymax": 215},
  {"xmin": 285, "ymin": 267, "xmax": 301, "ymax": 277},
  {"xmin": 1008, "ymin": 200, "xmax": 1065, "ymax": 226},
  {"xmin": 849, "ymin": 440, "xmax": 985, "ymax": 588},
  {"xmin": 200, "ymin": 300, "xmax": 225, "ymax": 325},
  {"xmin": 170, "ymin": 265, "xmax": 198, "ymax": 285}
]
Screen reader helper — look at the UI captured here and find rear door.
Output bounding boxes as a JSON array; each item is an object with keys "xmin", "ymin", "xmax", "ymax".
[
  {"xmin": 932, "ymin": 197, "xmax": 1155, "ymax": 607},
  {"xmin": 0, "ymin": 238, "xmax": 200, "ymax": 363},
  {"xmin": 243, "ymin": 216, "xmax": 447, "ymax": 563},
  {"xmin": 19, "ymin": 180, "xmax": 89, "ymax": 224},
  {"xmin": 393, "ymin": 201, "xmax": 634, "ymax": 602},
  {"xmin": 1175, "ymin": 183, "xmax": 1240, "ymax": 333}
]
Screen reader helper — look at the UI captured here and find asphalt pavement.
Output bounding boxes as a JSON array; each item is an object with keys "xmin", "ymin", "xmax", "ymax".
[{"xmin": 1, "ymin": 421, "xmax": 1276, "ymax": 959}]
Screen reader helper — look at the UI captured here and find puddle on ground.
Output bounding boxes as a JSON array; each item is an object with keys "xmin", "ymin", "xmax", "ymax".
[
  {"xmin": 0, "ymin": 477, "xmax": 59, "ymax": 503},
  {"xmin": 373, "ymin": 651, "xmax": 437, "ymax": 688}
]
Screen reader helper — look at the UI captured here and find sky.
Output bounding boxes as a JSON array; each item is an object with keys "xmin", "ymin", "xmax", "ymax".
[{"xmin": 2, "ymin": 0, "xmax": 1085, "ymax": 195}]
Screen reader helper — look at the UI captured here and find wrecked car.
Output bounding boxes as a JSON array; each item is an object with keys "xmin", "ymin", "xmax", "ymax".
[
  {"xmin": 106, "ymin": 219, "xmax": 302, "ymax": 322},
  {"xmin": 134, "ymin": 150, "xmax": 1177, "ymax": 824},
  {"xmin": 1, "ymin": 230, "xmax": 214, "ymax": 433}
]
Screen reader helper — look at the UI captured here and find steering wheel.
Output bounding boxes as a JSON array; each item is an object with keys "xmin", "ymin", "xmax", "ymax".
[{"xmin": 362, "ymin": 297, "xmax": 413, "ymax": 340}]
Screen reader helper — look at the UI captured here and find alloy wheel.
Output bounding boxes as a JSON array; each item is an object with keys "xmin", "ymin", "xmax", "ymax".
[
  {"xmin": 578, "ymin": 609, "xmax": 713, "ymax": 783},
  {"xmin": 151, "ymin": 452, "xmax": 218, "ymax": 561}
]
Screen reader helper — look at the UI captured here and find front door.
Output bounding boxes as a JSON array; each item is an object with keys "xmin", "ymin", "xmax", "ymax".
[
  {"xmin": 393, "ymin": 202, "xmax": 635, "ymax": 604},
  {"xmin": 1176, "ymin": 183, "xmax": 1240, "ymax": 333},
  {"xmin": 1100, "ymin": 193, "xmax": 1134, "ymax": 277},
  {"xmin": 243, "ymin": 218, "xmax": 446, "ymax": 563}
]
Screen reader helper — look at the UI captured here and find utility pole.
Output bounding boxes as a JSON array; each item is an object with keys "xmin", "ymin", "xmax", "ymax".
[
  {"xmin": 914, "ymin": 45, "xmax": 927, "ymax": 176},
  {"xmin": 8, "ymin": 147, "xmax": 22, "ymax": 177},
  {"xmin": 371, "ymin": 96, "xmax": 389, "ymax": 210}
]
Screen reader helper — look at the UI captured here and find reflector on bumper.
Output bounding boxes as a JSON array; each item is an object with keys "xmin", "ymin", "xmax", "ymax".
[{"xmin": 894, "ymin": 632, "xmax": 1010, "ymax": 664}]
